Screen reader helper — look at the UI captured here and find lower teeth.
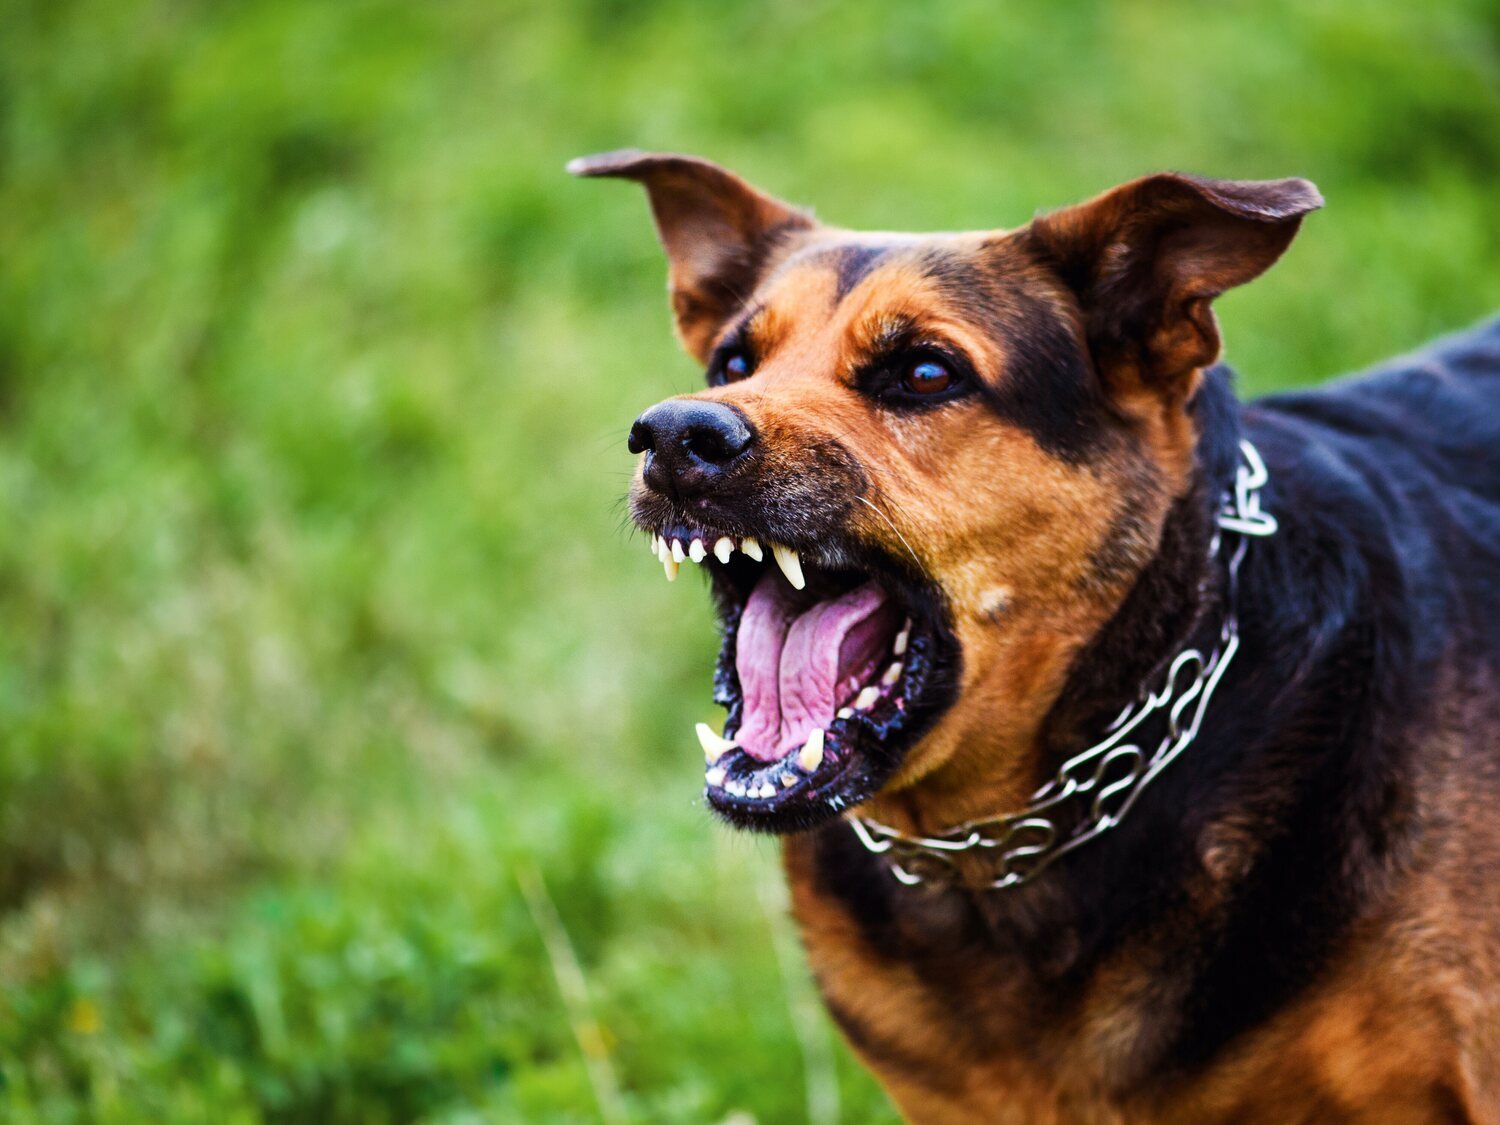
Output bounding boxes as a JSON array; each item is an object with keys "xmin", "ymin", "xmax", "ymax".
[{"xmin": 705, "ymin": 621, "xmax": 914, "ymax": 801}]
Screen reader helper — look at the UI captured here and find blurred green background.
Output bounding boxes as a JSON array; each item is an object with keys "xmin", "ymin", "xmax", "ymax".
[{"xmin": 2, "ymin": 0, "xmax": 1498, "ymax": 1119}]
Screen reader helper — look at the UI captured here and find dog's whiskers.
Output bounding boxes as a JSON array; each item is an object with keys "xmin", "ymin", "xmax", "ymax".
[{"xmin": 857, "ymin": 495, "xmax": 925, "ymax": 576}]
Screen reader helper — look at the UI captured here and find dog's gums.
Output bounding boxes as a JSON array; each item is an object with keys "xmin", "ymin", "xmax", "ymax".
[{"xmin": 641, "ymin": 523, "xmax": 957, "ymax": 831}]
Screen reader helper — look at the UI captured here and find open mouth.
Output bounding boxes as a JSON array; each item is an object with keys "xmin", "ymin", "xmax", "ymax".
[{"xmin": 642, "ymin": 527, "xmax": 959, "ymax": 833}]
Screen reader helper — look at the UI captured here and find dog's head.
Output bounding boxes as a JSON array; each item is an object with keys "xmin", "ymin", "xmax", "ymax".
[{"xmin": 573, "ymin": 150, "xmax": 1319, "ymax": 832}]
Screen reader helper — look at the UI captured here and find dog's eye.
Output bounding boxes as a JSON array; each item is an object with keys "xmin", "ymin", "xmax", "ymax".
[
  {"xmin": 721, "ymin": 349, "xmax": 752, "ymax": 382},
  {"xmin": 902, "ymin": 359, "xmax": 953, "ymax": 395}
]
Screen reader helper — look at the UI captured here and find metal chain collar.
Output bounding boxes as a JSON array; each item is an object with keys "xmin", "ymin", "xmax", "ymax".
[{"xmin": 849, "ymin": 440, "xmax": 1278, "ymax": 890}]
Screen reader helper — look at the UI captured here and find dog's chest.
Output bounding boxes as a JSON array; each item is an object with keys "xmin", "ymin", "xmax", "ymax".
[
  {"xmin": 783, "ymin": 830, "xmax": 1168, "ymax": 1120},
  {"xmin": 783, "ymin": 830, "xmax": 1479, "ymax": 1124}
]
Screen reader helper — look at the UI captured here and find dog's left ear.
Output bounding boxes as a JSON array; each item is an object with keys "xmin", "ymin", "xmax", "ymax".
[
  {"xmin": 1025, "ymin": 172, "xmax": 1322, "ymax": 405},
  {"xmin": 569, "ymin": 150, "xmax": 816, "ymax": 362}
]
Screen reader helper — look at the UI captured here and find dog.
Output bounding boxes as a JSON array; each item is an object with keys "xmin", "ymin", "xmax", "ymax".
[{"xmin": 571, "ymin": 149, "xmax": 1500, "ymax": 1122}]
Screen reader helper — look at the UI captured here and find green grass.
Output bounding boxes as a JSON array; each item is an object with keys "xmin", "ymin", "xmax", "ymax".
[{"xmin": 1, "ymin": 0, "xmax": 1497, "ymax": 1119}]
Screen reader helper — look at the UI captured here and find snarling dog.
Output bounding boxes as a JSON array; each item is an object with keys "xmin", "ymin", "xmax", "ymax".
[{"xmin": 572, "ymin": 149, "xmax": 1500, "ymax": 1122}]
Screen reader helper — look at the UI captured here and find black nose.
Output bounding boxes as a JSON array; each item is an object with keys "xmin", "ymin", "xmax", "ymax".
[{"xmin": 628, "ymin": 399, "xmax": 756, "ymax": 497}]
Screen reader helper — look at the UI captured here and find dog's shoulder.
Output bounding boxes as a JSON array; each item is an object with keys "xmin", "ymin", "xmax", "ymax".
[{"xmin": 1255, "ymin": 315, "xmax": 1500, "ymax": 500}]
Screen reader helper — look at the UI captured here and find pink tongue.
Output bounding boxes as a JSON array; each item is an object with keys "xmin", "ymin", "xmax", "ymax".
[{"xmin": 735, "ymin": 572, "xmax": 897, "ymax": 762}]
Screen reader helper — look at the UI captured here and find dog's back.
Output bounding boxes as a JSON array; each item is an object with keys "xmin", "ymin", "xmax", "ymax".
[
  {"xmin": 1258, "ymin": 315, "xmax": 1500, "ymax": 512},
  {"xmin": 1253, "ymin": 316, "xmax": 1500, "ymax": 649}
]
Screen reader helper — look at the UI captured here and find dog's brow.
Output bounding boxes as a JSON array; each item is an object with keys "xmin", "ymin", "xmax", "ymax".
[
  {"xmin": 787, "ymin": 244, "xmax": 900, "ymax": 304},
  {"xmin": 914, "ymin": 246, "xmax": 988, "ymax": 302},
  {"xmin": 832, "ymin": 245, "xmax": 894, "ymax": 302},
  {"xmin": 863, "ymin": 314, "xmax": 920, "ymax": 354}
]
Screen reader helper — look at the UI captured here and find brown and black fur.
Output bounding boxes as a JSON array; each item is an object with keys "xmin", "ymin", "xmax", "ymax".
[{"xmin": 574, "ymin": 149, "xmax": 1500, "ymax": 1121}]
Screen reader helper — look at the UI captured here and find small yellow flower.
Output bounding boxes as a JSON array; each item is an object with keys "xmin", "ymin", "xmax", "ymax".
[{"xmin": 65, "ymin": 998, "xmax": 101, "ymax": 1035}]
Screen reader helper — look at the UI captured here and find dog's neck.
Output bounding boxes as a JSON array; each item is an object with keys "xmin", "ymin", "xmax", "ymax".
[
  {"xmin": 861, "ymin": 368, "xmax": 1244, "ymax": 852},
  {"xmin": 1039, "ymin": 367, "xmax": 1243, "ymax": 776}
]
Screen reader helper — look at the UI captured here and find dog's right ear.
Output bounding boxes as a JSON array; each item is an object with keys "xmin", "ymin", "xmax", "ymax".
[{"xmin": 568, "ymin": 150, "xmax": 815, "ymax": 362}]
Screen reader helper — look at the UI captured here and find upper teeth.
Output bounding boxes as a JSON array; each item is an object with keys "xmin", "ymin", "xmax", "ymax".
[
  {"xmin": 654, "ymin": 536, "xmax": 678, "ymax": 580},
  {"xmin": 644, "ymin": 531, "xmax": 807, "ymax": 590},
  {"xmin": 771, "ymin": 544, "xmax": 805, "ymax": 590}
]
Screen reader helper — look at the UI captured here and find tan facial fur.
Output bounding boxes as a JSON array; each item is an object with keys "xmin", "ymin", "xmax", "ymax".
[
  {"xmin": 681, "ymin": 237, "xmax": 1190, "ymax": 829},
  {"xmin": 573, "ymin": 150, "xmax": 1319, "ymax": 830}
]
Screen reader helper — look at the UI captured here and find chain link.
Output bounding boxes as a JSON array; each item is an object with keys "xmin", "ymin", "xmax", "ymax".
[{"xmin": 849, "ymin": 440, "xmax": 1277, "ymax": 890}]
